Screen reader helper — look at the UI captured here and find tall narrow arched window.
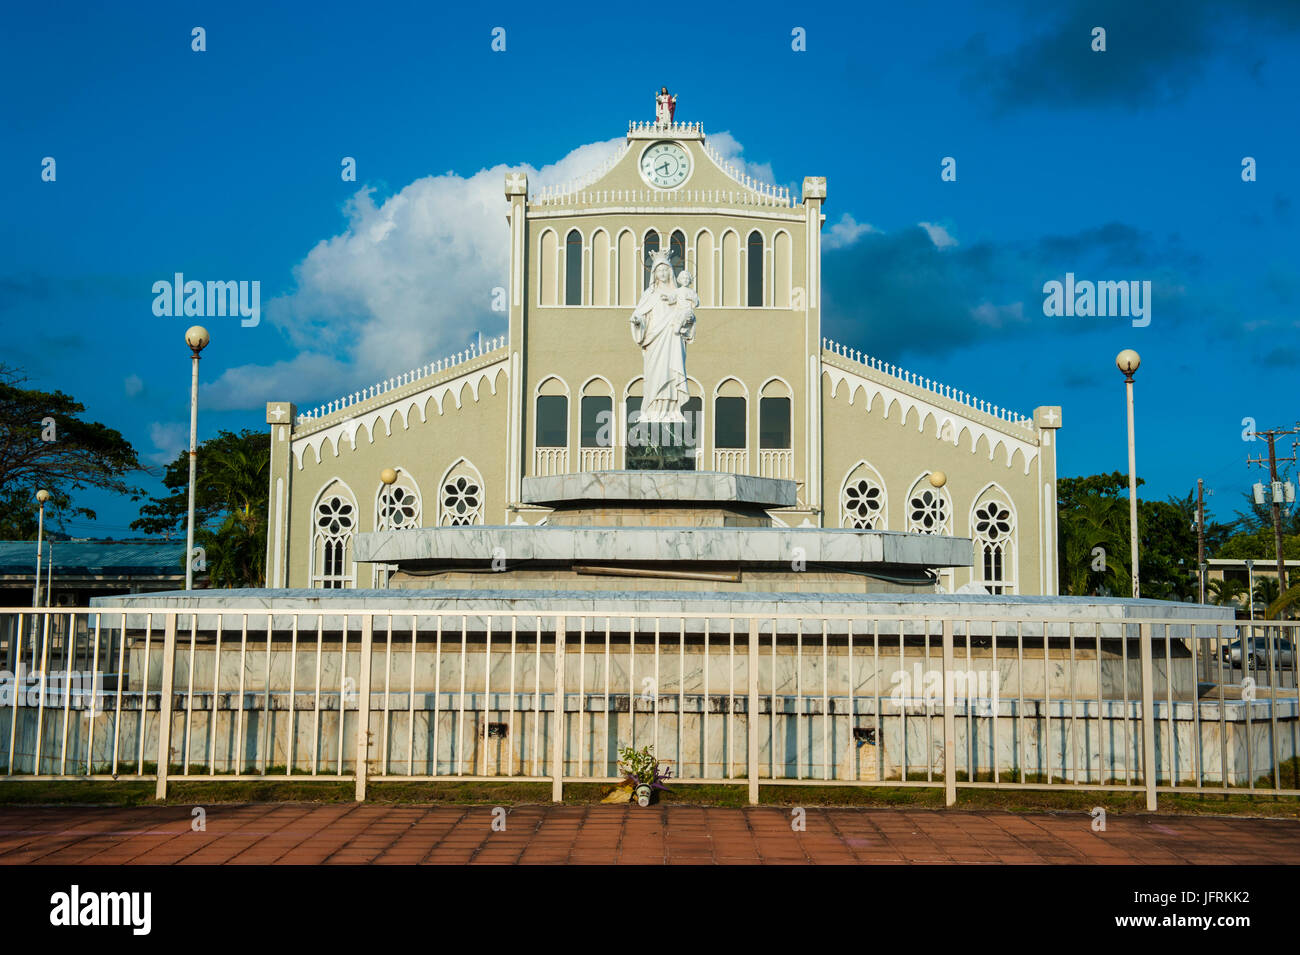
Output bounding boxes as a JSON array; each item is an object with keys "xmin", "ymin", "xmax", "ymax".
[
  {"xmin": 535, "ymin": 394, "xmax": 568, "ymax": 448},
  {"xmin": 747, "ymin": 231, "xmax": 764, "ymax": 306},
  {"xmin": 759, "ymin": 397, "xmax": 790, "ymax": 449},
  {"xmin": 642, "ymin": 231, "xmax": 660, "ymax": 290},
  {"xmin": 669, "ymin": 230, "xmax": 686, "ymax": 280},
  {"xmin": 311, "ymin": 483, "xmax": 357, "ymax": 588},
  {"xmin": 973, "ymin": 498, "xmax": 1016, "ymax": 594},
  {"xmin": 714, "ymin": 397, "xmax": 746, "ymax": 449},
  {"xmin": 565, "ymin": 229, "xmax": 582, "ymax": 305}
]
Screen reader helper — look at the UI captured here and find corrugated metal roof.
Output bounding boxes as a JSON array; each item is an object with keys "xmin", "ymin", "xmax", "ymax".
[{"xmin": 0, "ymin": 540, "xmax": 187, "ymax": 576}]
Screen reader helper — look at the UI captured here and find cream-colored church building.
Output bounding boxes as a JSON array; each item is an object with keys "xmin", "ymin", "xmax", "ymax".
[{"xmin": 263, "ymin": 94, "xmax": 1063, "ymax": 596}]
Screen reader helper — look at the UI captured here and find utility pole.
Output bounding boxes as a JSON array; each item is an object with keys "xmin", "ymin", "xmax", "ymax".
[
  {"xmin": 1196, "ymin": 478, "xmax": 1206, "ymax": 604},
  {"xmin": 1246, "ymin": 425, "xmax": 1299, "ymax": 614}
]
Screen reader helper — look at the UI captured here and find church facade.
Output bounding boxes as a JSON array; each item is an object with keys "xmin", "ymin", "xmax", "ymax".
[{"xmin": 263, "ymin": 95, "xmax": 1063, "ymax": 595}]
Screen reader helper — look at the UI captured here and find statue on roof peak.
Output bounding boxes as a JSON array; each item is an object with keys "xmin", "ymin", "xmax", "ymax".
[{"xmin": 655, "ymin": 87, "xmax": 676, "ymax": 126}]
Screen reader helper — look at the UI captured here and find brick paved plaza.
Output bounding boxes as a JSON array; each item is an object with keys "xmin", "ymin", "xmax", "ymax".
[{"xmin": 0, "ymin": 804, "xmax": 1296, "ymax": 865}]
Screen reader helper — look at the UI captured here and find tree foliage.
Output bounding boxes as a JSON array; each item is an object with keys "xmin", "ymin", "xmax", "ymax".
[
  {"xmin": 1057, "ymin": 473, "xmax": 1216, "ymax": 600},
  {"xmin": 132, "ymin": 429, "xmax": 269, "ymax": 587},
  {"xmin": 0, "ymin": 365, "xmax": 142, "ymax": 536}
]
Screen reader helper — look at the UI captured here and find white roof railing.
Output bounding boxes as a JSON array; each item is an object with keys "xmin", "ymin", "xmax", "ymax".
[{"xmin": 295, "ymin": 334, "xmax": 507, "ymax": 426}]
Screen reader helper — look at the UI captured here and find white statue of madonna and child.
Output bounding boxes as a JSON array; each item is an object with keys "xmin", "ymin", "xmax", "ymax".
[{"xmin": 628, "ymin": 251, "xmax": 699, "ymax": 462}]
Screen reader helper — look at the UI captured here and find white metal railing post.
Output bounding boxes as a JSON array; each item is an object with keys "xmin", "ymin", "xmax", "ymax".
[
  {"xmin": 942, "ymin": 619, "xmax": 956, "ymax": 806},
  {"xmin": 154, "ymin": 613, "xmax": 178, "ymax": 800},
  {"xmin": 1139, "ymin": 622, "xmax": 1157, "ymax": 810},
  {"xmin": 355, "ymin": 615, "xmax": 374, "ymax": 801},
  {"xmin": 748, "ymin": 618, "xmax": 759, "ymax": 805},
  {"xmin": 552, "ymin": 616, "xmax": 566, "ymax": 802}
]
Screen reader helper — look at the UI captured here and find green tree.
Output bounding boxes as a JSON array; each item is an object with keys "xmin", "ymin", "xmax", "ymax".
[
  {"xmin": 132, "ymin": 429, "xmax": 269, "ymax": 587},
  {"xmin": 1057, "ymin": 474, "xmax": 1205, "ymax": 599},
  {"xmin": 0, "ymin": 365, "xmax": 142, "ymax": 536},
  {"xmin": 1207, "ymin": 578, "xmax": 1245, "ymax": 607}
]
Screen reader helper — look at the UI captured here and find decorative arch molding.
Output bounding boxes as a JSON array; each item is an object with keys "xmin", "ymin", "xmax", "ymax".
[
  {"xmin": 436, "ymin": 457, "xmax": 485, "ymax": 526},
  {"xmin": 712, "ymin": 376, "xmax": 750, "ymax": 401},
  {"xmin": 534, "ymin": 374, "xmax": 571, "ymax": 399},
  {"xmin": 822, "ymin": 365, "xmax": 1039, "ymax": 475},
  {"xmin": 291, "ymin": 361, "xmax": 508, "ymax": 469},
  {"xmin": 759, "ymin": 375, "xmax": 793, "ymax": 398},
  {"xmin": 839, "ymin": 460, "xmax": 888, "ymax": 529},
  {"xmin": 580, "ymin": 374, "xmax": 615, "ymax": 397}
]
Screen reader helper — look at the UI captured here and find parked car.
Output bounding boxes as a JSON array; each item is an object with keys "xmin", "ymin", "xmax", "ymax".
[{"xmin": 1223, "ymin": 636, "xmax": 1295, "ymax": 669}]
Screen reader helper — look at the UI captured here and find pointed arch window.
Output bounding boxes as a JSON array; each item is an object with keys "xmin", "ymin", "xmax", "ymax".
[
  {"xmin": 439, "ymin": 461, "xmax": 485, "ymax": 526},
  {"xmin": 642, "ymin": 231, "xmax": 660, "ymax": 290},
  {"xmin": 311, "ymin": 487, "xmax": 357, "ymax": 588},
  {"xmin": 907, "ymin": 479, "xmax": 951, "ymax": 535},
  {"xmin": 565, "ymin": 230, "xmax": 582, "ymax": 306},
  {"xmin": 669, "ymin": 230, "xmax": 686, "ymax": 280},
  {"xmin": 841, "ymin": 462, "xmax": 887, "ymax": 529},
  {"xmin": 973, "ymin": 499, "xmax": 1015, "ymax": 594},
  {"xmin": 747, "ymin": 230, "xmax": 764, "ymax": 306}
]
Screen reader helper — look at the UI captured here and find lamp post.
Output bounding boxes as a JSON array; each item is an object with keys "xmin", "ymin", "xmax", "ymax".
[
  {"xmin": 1245, "ymin": 559, "xmax": 1256, "ymax": 637},
  {"xmin": 928, "ymin": 470, "xmax": 948, "ymax": 591},
  {"xmin": 379, "ymin": 468, "xmax": 397, "ymax": 589},
  {"xmin": 184, "ymin": 326, "xmax": 210, "ymax": 591},
  {"xmin": 1116, "ymin": 349, "xmax": 1141, "ymax": 598},
  {"xmin": 33, "ymin": 489, "xmax": 50, "ymax": 608}
]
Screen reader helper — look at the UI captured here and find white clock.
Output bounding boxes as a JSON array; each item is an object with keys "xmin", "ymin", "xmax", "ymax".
[{"xmin": 639, "ymin": 141, "xmax": 691, "ymax": 188}]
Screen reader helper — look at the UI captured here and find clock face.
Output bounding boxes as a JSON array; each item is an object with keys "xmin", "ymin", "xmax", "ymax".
[{"xmin": 639, "ymin": 141, "xmax": 691, "ymax": 188}]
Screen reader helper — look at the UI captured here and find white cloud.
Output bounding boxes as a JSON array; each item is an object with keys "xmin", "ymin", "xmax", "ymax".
[
  {"xmin": 824, "ymin": 214, "xmax": 878, "ymax": 250},
  {"xmin": 203, "ymin": 134, "xmax": 772, "ymax": 410},
  {"xmin": 919, "ymin": 222, "xmax": 958, "ymax": 249},
  {"xmin": 146, "ymin": 421, "xmax": 187, "ymax": 466},
  {"xmin": 203, "ymin": 140, "xmax": 626, "ymax": 410},
  {"xmin": 707, "ymin": 131, "xmax": 777, "ymax": 186},
  {"xmin": 202, "ymin": 353, "xmax": 351, "ymax": 412},
  {"xmin": 970, "ymin": 301, "xmax": 1025, "ymax": 326},
  {"xmin": 123, "ymin": 374, "xmax": 143, "ymax": 397}
]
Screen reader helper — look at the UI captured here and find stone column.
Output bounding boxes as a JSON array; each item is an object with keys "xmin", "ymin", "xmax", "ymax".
[
  {"xmin": 802, "ymin": 177, "xmax": 826, "ymax": 520},
  {"xmin": 264, "ymin": 401, "xmax": 296, "ymax": 587},
  {"xmin": 1034, "ymin": 405, "xmax": 1063, "ymax": 595},
  {"xmin": 505, "ymin": 172, "xmax": 529, "ymax": 513}
]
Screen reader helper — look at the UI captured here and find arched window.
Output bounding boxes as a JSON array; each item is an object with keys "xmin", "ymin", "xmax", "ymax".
[
  {"xmin": 907, "ymin": 476, "xmax": 952, "ymax": 535},
  {"xmin": 759, "ymin": 397, "xmax": 790, "ymax": 449},
  {"xmin": 841, "ymin": 462, "xmax": 887, "ymax": 529},
  {"xmin": 375, "ymin": 470, "xmax": 421, "ymax": 531},
  {"xmin": 565, "ymin": 230, "xmax": 582, "ymax": 306},
  {"xmin": 581, "ymin": 395, "xmax": 613, "ymax": 447},
  {"xmin": 670, "ymin": 230, "xmax": 686, "ymax": 281},
  {"xmin": 973, "ymin": 498, "xmax": 1016, "ymax": 594},
  {"xmin": 642, "ymin": 231, "xmax": 660, "ymax": 290},
  {"xmin": 682, "ymin": 396, "xmax": 702, "ymax": 453},
  {"xmin": 311, "ymin": 483, "xmax": 357, "ymax": 588},
  {"xmin": 714, "ymin": 396, "xmax": 746, "ymax": 449},
  {"xmin": 536, "ymin": 394, "xmax": 568, "ymax": 448},
  {"xmin": 747, "ymin": 230, "xmax": 764, "ymax": 306},
  {"xmin": 438, "ymin": 460, "xmax": 485, "ymax": 526}
]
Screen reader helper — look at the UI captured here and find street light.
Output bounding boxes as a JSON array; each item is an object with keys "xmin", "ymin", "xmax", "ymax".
[
  {"xmin": 1116, "ymin": 349, "xmax": 1141, "ymax": 598},
  {"xmin": 1245, "ymin": 559, "xmax": 1256, "ymax": 634},
  {"xmin": 33, "ymin": 489, "xmax": 50, "ymax": 608},
  {"xmin": 379, "ymin": 468, "xmax": 398, "ymax": 589},
  {"xmin": 184, "ymin": 325, "xmax": 210, "ymax": 591}
]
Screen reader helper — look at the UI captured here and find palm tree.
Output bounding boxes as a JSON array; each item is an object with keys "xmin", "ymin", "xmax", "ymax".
[
  {"xmin": 1208, "ymin": 577, "xmax": 1246, "ymax": 608},
  {"xmin": 197, "ymin": 441, "xmax": 269, "ymax": 588},
  {"xmin": 1253, "ymin": 575, "xmax": 1281, "ymax": 611}
]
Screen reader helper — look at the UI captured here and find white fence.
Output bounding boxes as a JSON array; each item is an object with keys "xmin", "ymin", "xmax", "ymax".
[{"xmin": 0, "ymin": 607, "xmax": 1296, "ymax": 807}]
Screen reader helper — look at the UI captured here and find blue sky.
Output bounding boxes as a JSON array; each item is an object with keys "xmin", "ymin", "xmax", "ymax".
[{"xmin": 2, "ymin": 0, "xmax": 1298, "ymax": 536}]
